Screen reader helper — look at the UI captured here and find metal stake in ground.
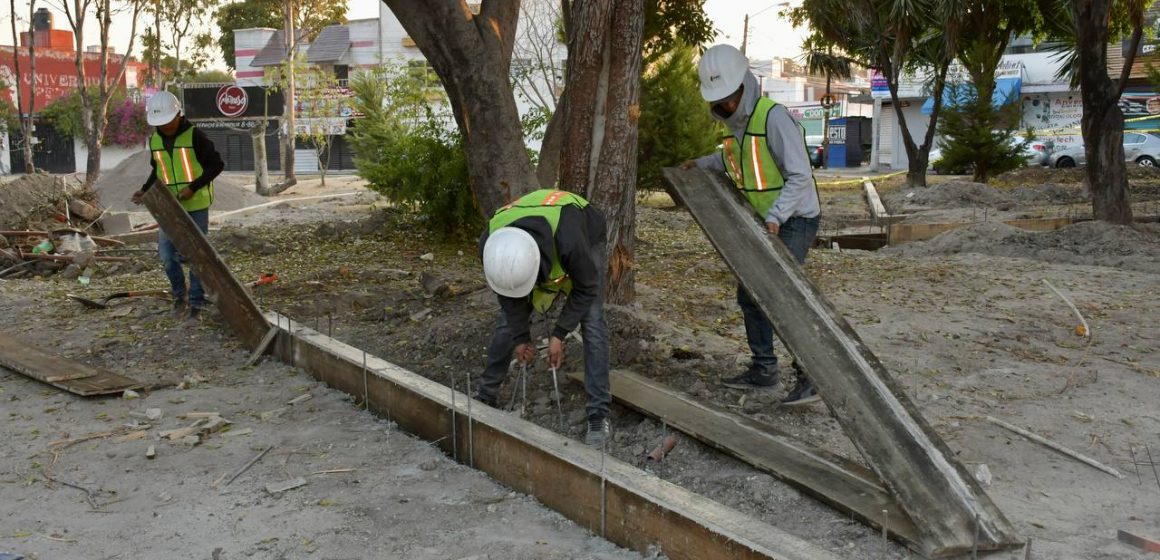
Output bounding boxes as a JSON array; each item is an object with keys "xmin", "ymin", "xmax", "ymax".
[
  {"xmin": 466, "ymin": 371, "xmax": 474, "ymax": 469},
  {"xmin": 550, "ymin": 366, "xmax": 564, "ymax": 430},
  {"xmin": 450, "ymin": 370, "xmax": 458, "ymax": 462}
]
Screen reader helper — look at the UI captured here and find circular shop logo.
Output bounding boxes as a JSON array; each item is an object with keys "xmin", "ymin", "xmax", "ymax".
[{"xmin": 216, "ymin": 85, "xmax": 249, "ymax": 117}]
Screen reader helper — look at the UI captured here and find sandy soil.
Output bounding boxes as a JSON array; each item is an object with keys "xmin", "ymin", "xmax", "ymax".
[{"xmin": 2, "ymin": 171, "xmax": 1159, "ymax": 559}]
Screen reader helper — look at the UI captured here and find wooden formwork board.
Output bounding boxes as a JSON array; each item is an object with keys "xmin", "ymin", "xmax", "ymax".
[
  {"xmin": 265, "ymin": 313, "xmax": 845, "ymax": 560},
  {"xmin": 0, "ymin": 332, "xmax": 142, "ymax": 396}
]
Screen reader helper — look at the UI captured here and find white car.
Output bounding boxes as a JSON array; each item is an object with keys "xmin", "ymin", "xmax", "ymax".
[{"xmin": 1047, "ymin": 131, "xmax": 1160, "ymax": 168}]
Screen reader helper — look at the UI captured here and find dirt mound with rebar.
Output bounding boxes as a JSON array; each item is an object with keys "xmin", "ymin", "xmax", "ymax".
[
  {"xmin": 94, "ymin": 150, "xmax": 264, "ymax": 212},
  {"xmin": 0, "ymin": 174, "xmax": 91, "ymax": 230},
  {"xmin": 883, "ymin": 220, "xmax": 1160, "ymax": 274}
]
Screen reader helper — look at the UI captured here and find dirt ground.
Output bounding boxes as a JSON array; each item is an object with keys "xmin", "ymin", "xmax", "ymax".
[{"xmin": 2, "ymin": 170, "xmax": 1159, "ymax": 559}]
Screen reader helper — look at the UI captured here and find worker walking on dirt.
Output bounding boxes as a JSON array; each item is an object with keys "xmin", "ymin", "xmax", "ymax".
[
  {"xmin": 476, "ymin": 189, "xmax": 612, "ymax": 446},
  {"xmin": 681, "ymin": 44, "xmax": 822, "ymax": 406},
  {"xmin": 131, "ymin": 90, "xmax": 224, "ymax": 322}
]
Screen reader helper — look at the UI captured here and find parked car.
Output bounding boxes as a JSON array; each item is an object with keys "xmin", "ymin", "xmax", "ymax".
[
  {"xmin": 1048, "ymin": 132, "xmax": 1160, "ymax": 168},
  {"xmin": 805, "ymin": 135, "xmax": 824, "ymax": 168},
  {"xmin": 1123, "ymin": 131, "xmax": 1160, "ymax": 166},
  {"xmin": 928, "ymin": 137, "xmax": 1050, "ymax": 174}
]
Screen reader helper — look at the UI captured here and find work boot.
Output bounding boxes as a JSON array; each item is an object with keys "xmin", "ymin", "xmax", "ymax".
[
  {"xmin": 170, "ymin": 299, "xmax": 187, "ymax": 319},
  {"xmin": 721, "ymin": 364, "xmax": 778, "ymax": 390},
  {"xmin": 781, "ymin": 373, "xmax": 821, "ymax": 406},
  {"xmin": 585, "ymin": 416, "xmax": 610, "ymax": 447},
  {"xmin": 187, "ymin": 306, "xmax": 203, "ymax": 323}
]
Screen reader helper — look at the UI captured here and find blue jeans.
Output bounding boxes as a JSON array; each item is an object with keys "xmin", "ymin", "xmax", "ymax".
[
  {"xmin": 158, "ymin": 209, "xmax": 209, "ymax": 308},
  {"xmin": 478, "ymin": 249, "xmax": 611, "ymax": 420},
  {"xmin": 737, "ymin": 215, "xmax": 820, "ymax": 374}
]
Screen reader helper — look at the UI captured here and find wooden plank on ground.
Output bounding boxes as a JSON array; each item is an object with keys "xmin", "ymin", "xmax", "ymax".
[
  {"xmin": 569, "ymin": 368, "xmax": 922, "ymax": 549},
  {"xmin": 0, "ymin": 332, "xmax": 142, "ymax": 396},
  {"xmin": 269, "ymin": 312, "xmax": 843, "ymax": 560},
  {"xmin": 662, "ymin": 167, "xmax": 1021, "ymax": 558},
  {"xmin": 888, "ymin": 216, "xmax": 1074, "ymax": 244},
  {"xmin": 142, "ymin": 184, "xmax": 266, "ymax": 349}
]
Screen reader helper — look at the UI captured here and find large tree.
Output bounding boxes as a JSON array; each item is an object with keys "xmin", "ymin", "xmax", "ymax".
[
  {"xmin": 793, "ymin": 0, "xmax": 960, "ymax": 187},
  {"xmin": 143, "ymin": 0, "xmax": 221, "ymax": 88},
  {"xmin": 54, "ymin": 0, "xmax": 145, "ymax": 186},
  {"xmin": 1040, "ymin": 0, "xmax": 1143, "ymax": 224}
]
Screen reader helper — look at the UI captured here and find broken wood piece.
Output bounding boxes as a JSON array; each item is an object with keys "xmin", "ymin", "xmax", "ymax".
[
  {"xmin": 199, "ymin": 417, "xmax": 232, "ymax": 435},
  {"xmin": 265, "ymin": 476, "xmax": 307, "ymax": 494},
  {"xmin": 44, "ymin": 372, "xmax": 100, "ymax": 383},
  {"xmin": 160, "ymin": 420, "xmax": 206, "ymax": 440},
  {"xmin": 259, "ymin": 407, "xmax": 287, "ymax": 422},
  {"xmin": 663, "ymin": 168, "xmax": 1021, "ymax": 556},
  {"xmin": 182, "ymin": 412, "xmax": 223, "ymax": 419},
  {"xmin": 311, "ymin": 468, "xmax": 356, "ymax": 475},
  {"xmin": 987, "ymin": 416, "xmax": 1125, "ymax": 478},
  {"xmin": 222, "ymin": 427, "xmax": 253, "ymax": 438},
  {"xmin": 111, "ymin": 430, "xmax": 149, "ymax": 444},
  {"xmin": 25, "ymin": 253, "xmax": 130, "ymax": 263},
  {"xmin": 647, "ymin": 435, "xmax": 678, "ymax": 462},
  {"xmin": 0, "ymin": 331, "xmax": 143, "ymax": 396},
  {"xmin": 245, "ymin": 326, "xmax": 280, "ymax": 367},
  {"xmin": 1118, "ymin": 529, "xmax": 1160, "ymax": 553},
  {"xmin": 146, "ymin": 445, "xmax": 156, "ymax": 459},
  {"xmin": 221, "ymin": 445, "xmax": 274, "ymax": 487},
  {"xmin": 287, "ymin": 393, "xmax": 313, "ymax": 406}
]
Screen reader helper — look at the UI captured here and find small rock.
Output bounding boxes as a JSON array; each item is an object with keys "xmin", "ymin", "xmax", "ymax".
[
  {"xmin": 157, "ymin": 491, "xmax": 172, "ymax": 502},
  {"xmin": 687, "ymin": 380, "xmax": 707, "ymax": 396},
  {"xmin": 420, "ymin": 272, "xmax": 450, "ymax": 298},
  {"xmin": 974, "ymin": 463, "xmax": 993, "ymax": 486},
  {"xmin": 122, "ymin": 389, "xmax": 141, "ymax": 400},
  {"xmin": 180, "ymin": 435, "xmax": 201, "ymax": 447},
  {"xmin": 409, "ymin": 308, "xmax": 433, "ymax": 322},
  {"xmin": 144, "ymin": 408, "xmax": 163, "ymax": 421},
  {"xmin": 419, "ymin": 252, "xmax": 435, "ymax": 261},
  {"xmin": 419, "ymin": 461, "xmax": 438, "ymax": 471},
  {"xmin": 146, "ymin": 445, "xmax": 156, "ymax": 459}
]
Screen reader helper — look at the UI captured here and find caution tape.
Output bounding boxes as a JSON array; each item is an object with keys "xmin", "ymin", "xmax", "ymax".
[{"xmin": 815, "ymin": 169, "xmax": 907, "ymax": 188}]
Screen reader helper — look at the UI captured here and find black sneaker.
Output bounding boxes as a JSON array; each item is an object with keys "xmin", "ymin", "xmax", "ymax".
[
  {"xmin": 781, "ymin": 377, "xmax": 821, "ymax": 406},
  {"xmin": 585, "ymin": 416, "xmax": 610, "ymax": 446},
  {"xmin": 721, "ymin": 365, "xmax": 778, "ymax": 390},
  {"xmin": 170, "ymin": 299, "xmax": 186, "ymax": 319},
  {"xmin": 187, "ymin": 306, "xmax": 202, "ymax": 322}
]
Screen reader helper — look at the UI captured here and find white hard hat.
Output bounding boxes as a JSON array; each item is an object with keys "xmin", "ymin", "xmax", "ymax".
[
  {"xmin": 483, "ymin": 227, "xmax": 541, "ymax": 298},
  {"xmin": 146, "ymin": 91, "xmax": 182, "ymax": 126},
  {"xmin": 698, "ymin": 44, "xmax": 749, "ymax": 102}
]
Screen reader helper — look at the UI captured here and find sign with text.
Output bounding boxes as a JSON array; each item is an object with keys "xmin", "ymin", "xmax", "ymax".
[{"xmin": 182, "ymin": 85, "xmax": 283, "ymax": 119}]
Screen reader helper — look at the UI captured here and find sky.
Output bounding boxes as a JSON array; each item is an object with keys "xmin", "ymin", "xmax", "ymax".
[{"xmin": 4, "ymin": 0, "xmax": 807, "ymax": 71}]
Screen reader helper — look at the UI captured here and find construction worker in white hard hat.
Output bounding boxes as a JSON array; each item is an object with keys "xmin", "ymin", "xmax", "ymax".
[
  {"xmin": 131, "ymin": 90, "xmax": 224, "ymax": 322},
  {"xmin": 477, "ymin": 189, "xmax": 612, "ymax": 446},
  {"xmin": 681, "ymin": 44, "xmax": 823, "ymax": 406}
]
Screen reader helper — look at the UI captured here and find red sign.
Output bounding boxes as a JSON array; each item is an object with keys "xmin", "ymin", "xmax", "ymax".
[
  {"xmin": 215, "ymin": 85, "xmax": 249, "ymax": 117},
  {"xmin": 0, "ymin": 47, "xmax": 145, "ymax": 113}
]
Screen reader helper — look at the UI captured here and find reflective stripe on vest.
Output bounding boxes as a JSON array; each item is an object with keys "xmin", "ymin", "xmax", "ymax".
[
  {"xmin": 489, "ymin": 189, "xmax": 589, "ymax": 312},
  {"xmin": 150, "ymin": 127, "xmax": 214, "ymax": 213},
  {"xmin": 720, "ymin": 97, "xmax": 800, "ymax": 219}
]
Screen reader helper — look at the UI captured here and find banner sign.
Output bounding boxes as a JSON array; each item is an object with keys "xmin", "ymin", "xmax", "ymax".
[{"xmin": 182, "ymin": 85, "xmax": 284, "ymax": 119}]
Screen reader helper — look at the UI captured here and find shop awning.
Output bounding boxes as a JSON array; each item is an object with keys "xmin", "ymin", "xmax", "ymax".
[{"xmin": 921, "ymin": 76, "xmax": 1022, "ymax": 115}]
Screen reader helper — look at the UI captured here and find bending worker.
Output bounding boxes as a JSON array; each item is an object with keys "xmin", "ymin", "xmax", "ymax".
[
  {"xmin": 476, "ymin": 189, "xmax": 612, "ymax": 446},
  {"xmin": 682, "ymin": 44, "xmax": 822, "ymax": 406}
]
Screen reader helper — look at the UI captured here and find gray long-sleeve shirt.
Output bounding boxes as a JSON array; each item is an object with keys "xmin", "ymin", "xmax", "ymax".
[{"xmin": 694, "ymin": 72, "xmax": 821, "ymax": 225}]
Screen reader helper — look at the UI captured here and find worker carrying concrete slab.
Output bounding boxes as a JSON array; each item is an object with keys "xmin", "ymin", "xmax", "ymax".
[
  {"xmin": 681, "ymin": 44, "xmax": 822, "ymax": 405},
  {"xmin": 475, "ymin": 189, "xmax": 612, "ymax": 446},
  {"xmin": 131, "ymin": 90, "xmax": 224, "ymax": 323}
]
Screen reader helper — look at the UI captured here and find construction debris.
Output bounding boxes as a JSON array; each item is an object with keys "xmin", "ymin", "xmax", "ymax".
[
  {"xmin": 1117, "ymin": 529, "xmax": 1160, "ymax": 553},
  {"xmin": 987, "ymin": 416, "xmax": 1125, "ymax": 478},
  {"xmin": 265, "ymin": 477, "xmax": 308, "ymax": 495},
  {"xmin": 287, "ymin": 393, "xmax": 314, "ymax": 406},
  {"xmin": 146, "ymin": 445, "xmax": 156, "ymax": 460}
]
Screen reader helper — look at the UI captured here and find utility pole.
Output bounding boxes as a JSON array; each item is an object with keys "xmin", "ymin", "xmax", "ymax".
[
  {"xmin": 280, "ymin": 0, "xmax": 298, "ymax": 188},
  {"xmin": 741, "ymin": 14, "xmax": 749, "ymax": 56}
]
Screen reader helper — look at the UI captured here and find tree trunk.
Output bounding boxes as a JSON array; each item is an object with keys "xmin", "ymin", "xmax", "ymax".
[
  {"xmin": 384, "ymin": 0, "xmax": 538, "ymax": 215},
  {"xmin": 252, "ymin": 121, "xmax": 271, "ymax": 195},
  {"xmin": 884, "ymin": 56, "xmax": 949, "ymax": 188},
  {"xmin": 535, "ymin": 89, "xmax": 567, "ymax": 187},
  {"xmin": 280, "ymin": 0, "xmax": 298, "ymax": 188},
  {"xmin": 10, "ymin": 0, "xmax": 36, "ymax": 173},
  {"xmin": 558, "ymin": 0, "xmax": 643, "ymax": 304},
  {"xmin": 1074, "ymin": 0, "xmax": 1136, "ymax": 224}
]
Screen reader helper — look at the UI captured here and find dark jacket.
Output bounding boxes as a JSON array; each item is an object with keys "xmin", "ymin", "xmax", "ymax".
[
  {"xmin": 479, "ymin": 204, "xmax": 607, "ymax": 345},
  {"xmin": 140, "ymin": 118, "xmax": 224, "ymax": 193}
]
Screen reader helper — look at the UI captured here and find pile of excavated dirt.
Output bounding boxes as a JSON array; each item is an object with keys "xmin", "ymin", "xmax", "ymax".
[
  {"xmin": 94, "ymin": 150, "xmax": 263, "ymax": 212},
  {"xmin": 0, "ymin": 173, "xmax": 88, "ymax": 230},
  {"xmin": 995, "ymin": 163, "xmax": 1160, "ymax": 185},
  {"xmin": 883, "ymin": 220, "xmax": 1160, "ymax": 273},
  {"xmin": 883, "ymin": 180, "xmax": 1090, "ymax": 213}
]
